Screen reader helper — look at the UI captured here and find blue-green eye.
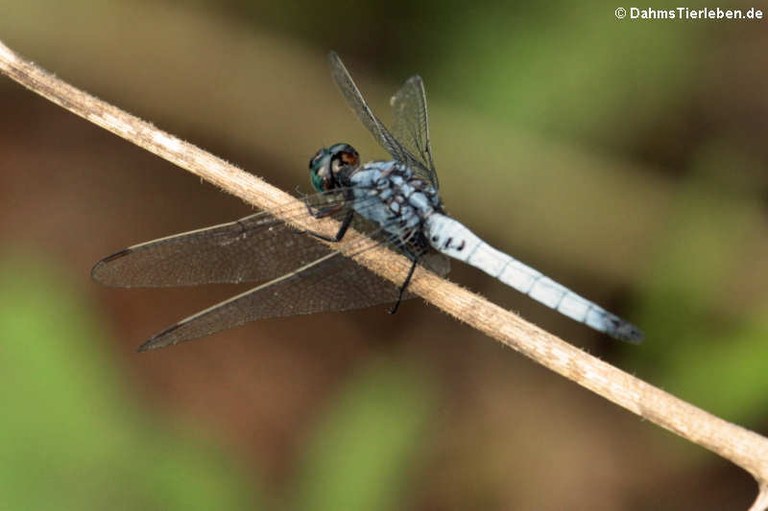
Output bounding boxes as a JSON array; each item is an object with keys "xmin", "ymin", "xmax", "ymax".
[
  {"xmin": 309, "ymin": 148, "xmax": 330, "ymax": 192},
  {"xmin": 310, "ymin": 166, "xmax": 326, "ymax": 192}
]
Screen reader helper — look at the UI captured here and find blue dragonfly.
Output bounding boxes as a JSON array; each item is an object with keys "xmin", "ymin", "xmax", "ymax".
[{"xmin": 92, "ymin": 52, "xmax": 643, "ymax": 351}]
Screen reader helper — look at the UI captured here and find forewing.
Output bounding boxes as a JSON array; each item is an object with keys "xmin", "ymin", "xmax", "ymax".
[
  {"xmin": 92, "ymin": 194, "xmax": 351, "ymax": 287},
  {"xmin": 328, "ymin": 52, "xmax": 434, "ymax": 180}
]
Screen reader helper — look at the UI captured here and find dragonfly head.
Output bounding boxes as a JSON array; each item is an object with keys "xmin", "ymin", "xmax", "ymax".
[{"xmin": 309, "ymin": 143, "xmax": 359, "ymax": 192}]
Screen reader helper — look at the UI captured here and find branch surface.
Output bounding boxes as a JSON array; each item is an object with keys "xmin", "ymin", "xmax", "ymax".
[{"xmin": 2, "ymin": 40, "xmax": 767, "ymax": 509}]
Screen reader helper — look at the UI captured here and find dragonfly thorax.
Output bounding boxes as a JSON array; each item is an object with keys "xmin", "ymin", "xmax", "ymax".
[
  {"xmin": 349, "ymin": 160, "xmax": 442, "ymax": 242},
  {"xmin": 309, "ymin": 143, "xmax": 360, "ymax": 192}
]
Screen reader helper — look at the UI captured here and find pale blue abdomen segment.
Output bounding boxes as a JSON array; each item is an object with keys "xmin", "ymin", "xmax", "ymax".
[{"xmin": 425, "ymin": 214, "xmax": 642, "ymax": 342}]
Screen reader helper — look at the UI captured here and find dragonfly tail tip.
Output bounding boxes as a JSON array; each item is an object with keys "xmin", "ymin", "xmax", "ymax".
[{"xmin": 616, "ymin": 324, "xmax": 644, "ymax": 344}]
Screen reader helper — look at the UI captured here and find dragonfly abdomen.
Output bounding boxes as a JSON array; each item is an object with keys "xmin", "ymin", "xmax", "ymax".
[{"xmin": 425, "ymin": 214, "xmax": 642, "ymax": 342}]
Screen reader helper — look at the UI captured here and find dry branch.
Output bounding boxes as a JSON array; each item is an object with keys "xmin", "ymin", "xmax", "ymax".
[{"xmin": 1, "ymin": 40, "xmax": 766, "ymax": 509}]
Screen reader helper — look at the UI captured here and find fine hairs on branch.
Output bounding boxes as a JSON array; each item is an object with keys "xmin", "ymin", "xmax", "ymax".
[{"xmin": 1, "ymin": 40, "xmax": 767, "ymax": 510}]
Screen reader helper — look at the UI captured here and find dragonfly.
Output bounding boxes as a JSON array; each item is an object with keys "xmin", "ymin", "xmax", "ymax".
[{"xmin": 92, "ymin": 51, "xmax": 643, "ymax": 351}]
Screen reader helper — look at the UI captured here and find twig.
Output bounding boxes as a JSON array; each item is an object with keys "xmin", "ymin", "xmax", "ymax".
[{"xmin": 2, "ymin": 40, "xmax": 767, "ymax": 508}]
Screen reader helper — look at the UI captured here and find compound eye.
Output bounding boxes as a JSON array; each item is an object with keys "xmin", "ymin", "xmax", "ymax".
[
  {"xmin": 330, "ymin": 144, "xmax": 360, "ymax": 174},
  {"xmin": 309, "ymin": 147, "xmax": 334, "ymax": 192},
  {"xmin": 309, "ymin": 148, "xmax": 325, "ymax": 169}
]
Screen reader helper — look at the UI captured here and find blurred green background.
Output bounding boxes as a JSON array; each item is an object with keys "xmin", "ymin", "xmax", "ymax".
[{"xmin": 1, "ymin": 1, "xmax": 766, "ymax": 509}]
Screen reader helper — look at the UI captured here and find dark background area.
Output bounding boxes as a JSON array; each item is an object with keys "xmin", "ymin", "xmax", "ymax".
[{"xmin": 1, "ymin": 1, "xmax": 767, "ymax": 509}]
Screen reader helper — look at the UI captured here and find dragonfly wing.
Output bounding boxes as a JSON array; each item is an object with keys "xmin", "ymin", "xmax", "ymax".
[
  {"xmin": 328, "ymin": 52, "xmax": 434, "ymax": 180},
  {"xmin": 138, "ymin": 251, "xmax": 406, "ymax": 350},
  {"xmin": 92, "ymin": 212, "xmax": 338, "ymax": 287},
  {"xmin": 390, "ymin": 75, "xmax": 439, "ymax": 189},
  {"xmin": 91, "ymin": 189, "xmax": 365, "ymax": 287}
]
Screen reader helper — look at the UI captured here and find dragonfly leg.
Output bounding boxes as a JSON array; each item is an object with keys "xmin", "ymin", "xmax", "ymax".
[
  {"xmin": 388, "ymin": 256, "xmax": 419, "ymax": 314},
  {"xmin": 301, "ymin": 209, "xmax": 354, "ymax": 242},
  {"xmin": 306, "ymin": 201, "xmax": 343, "ymax": 219}
]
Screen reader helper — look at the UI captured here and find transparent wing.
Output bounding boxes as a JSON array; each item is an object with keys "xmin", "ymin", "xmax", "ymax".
[
  {"xmin": 92, "ymin": 190, "xmax": 368, "ymax": 287},
  {"xmin": 93, "ymin": 213, "xmax": 326, "ymax": 287},
  {"xmin": 390, "ymin": 75, "xmax": 439, "ymax": 189},
  {"xmin": 328, "ymin": 52, "xmax": 439, "ymax": 188},
  {"xmin": 137, "ymin": 252, "xmax": 393, "ymax": 350}
]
